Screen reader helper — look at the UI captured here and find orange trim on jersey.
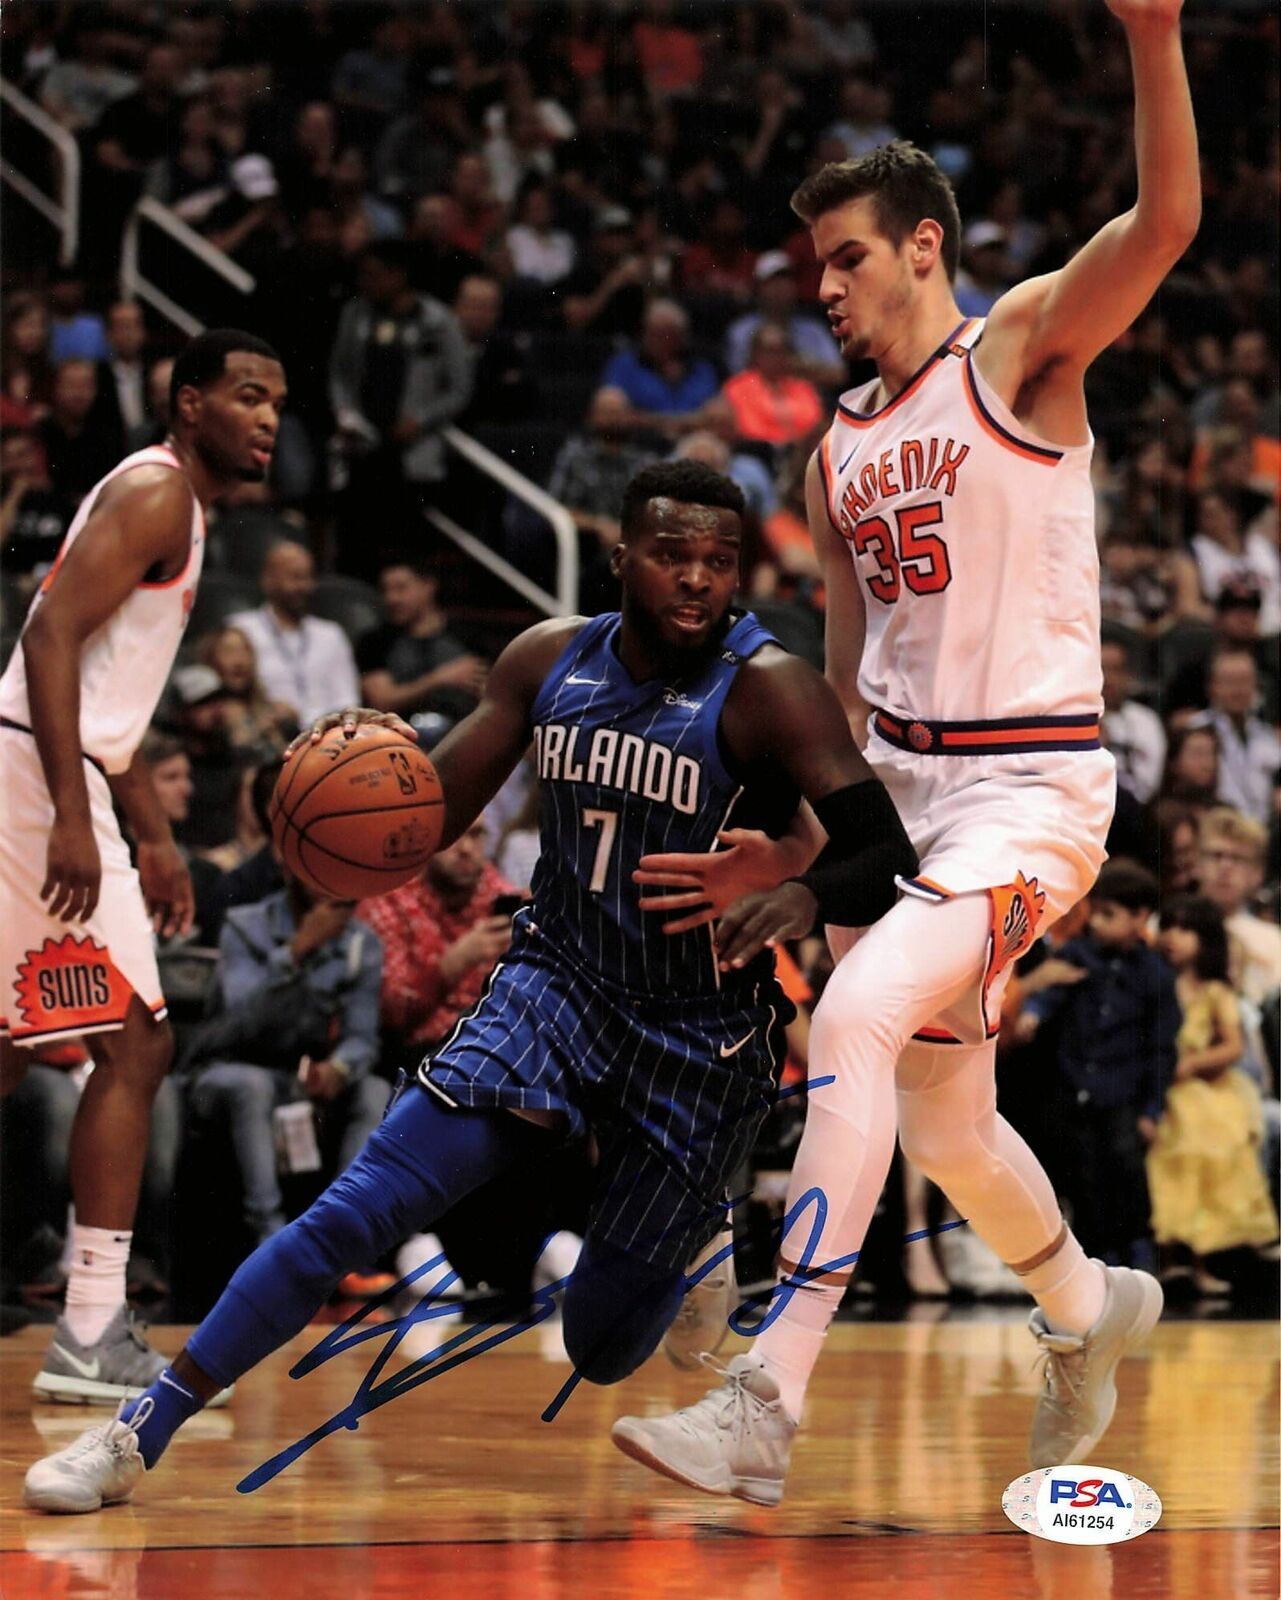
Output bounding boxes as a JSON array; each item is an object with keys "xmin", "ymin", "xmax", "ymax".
[
  {"xmin": 940, "ymin": 724, "xmax": 1099, "ymax": 748},
  {"xmin": 913, "ymin": 876, "xmax": 954, "ymax": 897},
  {"xmin": 961, "ymin": 354, "xmax": 1064, "ymax": 466},
  {"xmin": 817, "ymin": 428, "xmax": 841, "ymax": 533},
  {"xmin": 836, "ymin": 318, "xmax": 977, "ymax": 429}
]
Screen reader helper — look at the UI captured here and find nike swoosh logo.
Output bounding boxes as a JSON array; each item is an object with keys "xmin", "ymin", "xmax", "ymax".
[
  {"xmin": 566, "ymin": 674, "xmax": 604, "ymax": 685},
  {"xmin": 719, "ymin": 1028, "xmax": 756, "ymax": 1058},
  {"xmin": 51, "ymin": 1344, "xmax": 101, "ymax": 1379}
]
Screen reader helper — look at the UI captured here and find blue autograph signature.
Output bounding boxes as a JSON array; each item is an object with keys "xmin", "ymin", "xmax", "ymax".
[{"xmin": 239, "ymin": 1074, "xmax": 967, "ymax": 1495}]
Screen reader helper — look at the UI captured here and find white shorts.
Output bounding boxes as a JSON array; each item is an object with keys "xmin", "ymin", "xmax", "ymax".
[
  {"xmin": 0, "ymin": 727, "xmax": 166, "ymax": 1047},
  {"xmin": 828, "ymin": 737, "xmax": 1117, "ymax": 1046}
]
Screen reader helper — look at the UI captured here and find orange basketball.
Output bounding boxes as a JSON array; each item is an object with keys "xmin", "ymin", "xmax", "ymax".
[{"xmin": 269, "ymin": 725, "xmax": 445, "ymax": 901}]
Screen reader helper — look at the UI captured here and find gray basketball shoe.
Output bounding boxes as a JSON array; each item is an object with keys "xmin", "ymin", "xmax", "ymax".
[
  {"xmin": 33, "ymin": 1307, "xmax": 233, "ymax": 1408},
  {"xmin": 24, "ymin": 1400, "xmax": 151, "ymax": 1513},
  {"xmin": 612, "ymin": 1353, "xmax": 796, "ymax": 1506},
  {"xmin": 1028, "ymin": 1263, "xmax": 1163, "ymax": 1468},
  {"xmin": 664, "ymin": 1227, "xmax": 735, "ymax": 1371}
]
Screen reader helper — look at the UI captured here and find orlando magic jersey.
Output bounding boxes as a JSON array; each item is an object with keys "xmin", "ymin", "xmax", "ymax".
[{"xmin": 526, "ymin": 611, "xmax": 782, "ymax": 999}]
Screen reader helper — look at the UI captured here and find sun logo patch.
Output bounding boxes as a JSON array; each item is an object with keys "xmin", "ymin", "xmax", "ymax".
[
  {"xmin": 14, "ymin": 934, "xmax": 131, "ymax": 1037},
  {"xmin": 991, "ymin": 872, "xmax": 1046, "ymax": 971}
]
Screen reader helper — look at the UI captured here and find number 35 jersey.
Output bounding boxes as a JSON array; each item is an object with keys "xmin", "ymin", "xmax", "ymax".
[
  {"xmin": 527, "ymin": 611, "xmax": 781, "ymax": 1001},
  {"xmin": 817, "ymin": 316, "xmax": 1102, "ymax": 726}
]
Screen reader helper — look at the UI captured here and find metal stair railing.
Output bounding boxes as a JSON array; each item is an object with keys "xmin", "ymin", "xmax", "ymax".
[
  {"xmin": 120, "ymin": 194, "xmax": 255, "ymax": 337},
  {"xmin": 0, "ymin": 77, "xmax": 80, "ymax": 266}
]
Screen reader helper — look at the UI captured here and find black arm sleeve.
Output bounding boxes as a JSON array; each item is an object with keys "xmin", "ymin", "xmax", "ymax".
[{"xmin": 789, "ymin": 779, "xmax": 918, "ymax": 929}]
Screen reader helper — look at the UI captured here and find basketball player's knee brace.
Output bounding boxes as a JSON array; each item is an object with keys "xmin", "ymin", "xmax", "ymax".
[{"xmin": 561, "ymin": 1244, "xmax": 684, "ymax": 1384}]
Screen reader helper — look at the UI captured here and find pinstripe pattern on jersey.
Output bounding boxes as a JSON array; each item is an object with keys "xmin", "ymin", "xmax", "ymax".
[
  {"xmin": 420, "ymin": 931, "xmax": 786, "ymax": 1267},
  {"xmin": 527, "ymin": 610, "xmax": 776, "ymax": 999}
]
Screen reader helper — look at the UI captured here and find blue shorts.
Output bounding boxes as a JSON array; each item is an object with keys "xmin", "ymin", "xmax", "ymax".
[{"xmin": 418, "ymin": 936, "xmax": 788, "ymax": 1269}]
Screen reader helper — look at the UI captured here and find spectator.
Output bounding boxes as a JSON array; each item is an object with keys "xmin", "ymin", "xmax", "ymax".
[
  {"xmin": 1101, "ymin": 636, "xmax": 1165, "ymax": 806},
  {"xmin": 722, "ymin": 324, "xmax": 824, "ymax": 451},
  {"xmin": 505, "ymin": 180, "xmax": 576, "ymax": 286},
  {"xmin": 143, "ymin": 94, "xmax": 229, "ymax": 218},
  {"xmin": 185, "ymin": 873, "xmax": 387, "ymax": 1245},
  {"xmin": 600, "ymin": 300, "xmax": 719, "ymax": 433},
  {"xmin": 228, "ymin": 542, "xmax": 361, "ymax": 727},
  {"xmin": 694, "ymin": 395, "xmax": 780, "ymax": 523},
  {"xmin": 136, "ymin": 729, "xmax": 225, "ymax": 943},
  {"xmin": 274, "ymin": 101, "xmax": 338, "ymax": 215},
  {"xmin": 678, "ymin": 198, "xmax": 758, "ymax": 305},
  {"xmin": 1148, "ymin": 895, "xmax": 1279, "ymax": 1293},
  {"xmin": 92, "ymin": 300, "xmax": 149, "ymax": 451},
  {"xmin": 128, "ymin": 356, "xmax": 174, "ymax": 452},
  {"xmin": 954, "ymin": 222, "xmax": 1013, "ymax": 318},
  {"xmin": 1189, "ymin": 646, "xmax": 1281, "ymax": 826},
  {"xmin": 454, "ymin": 275, "xmax": 537, "ymax": 428},
  {"xmin": 632, "ymin": 0, "xmax": 704, "ymax": 94},
  {"xmin": 406, "ymin": 193, "xmax": 485, "ymax": 308},
  {"xmin": 38, "ymin": 20, "xmax": 135, "ymax": 131},
  {"xmin": 330, "ymin": 10, "xmax": 413, "ymax": 128},
  {"xmin": 560, "ymin": 206, "xmax": 648, "ymax": 338},
  {"xmin": 725, "ymin": 252, "xmax": 845, "ymax": 387},
  {"xmin": 356, "ymin": 556, "xmax": 488, "ymax": 729},
  {"xmin": 825, "ymin": 72, "xmax": 897, "ymax": 160},
  {"xmin": 357, "ymin": 818, "xmax": 515, "ymax": 1068},
  {"xmin": 196, "ymin": 625, "xmax": 296, "ymax": 761},
  {"xmin": 441, "ymin": 152, "xmax": 505, "ymax": 259},
  {"xmin": 0, "ymin": 430, "xmax": 74, "ymax": 580},
  {"xmin": 1159, "ymin": 722, "xmax": 1221, "ymax": 819},
  {"xmin": 1014, "ymin": 861, "xmax": 1176, "ymax": 1270},
  {"xmin": 1166, "ymin": 576, "xmax": 1281, "ymax": 725},
  {"xmin": 328, "ymin": 146, "xmax": 404, "ymax": 252},
  {"xmin": 46, "ymin": 270, "xmax": 109, "ymax": 364},
  {"xmin": 547, "ymin": 387, "xmax": 660, "ymax": 555},
  {"xmin": 1, "ymin": 293, "xmax": 53, "ymax": 429},
  {"xmin": 37, "ymin": 361, "xmax": 119, "ymax": 500},
  {"xmin": 373, "ymin": 67, "xmax": 472, "ymax": 205},
  {"xmin": 1190, "ymin": 488, "xmax": 1281, "ymax": 638},
  {"xmin": 1154, "ymin": 799, "xmax": 1202, "ymax": 900},
  {"xmin": 166, "ymin": 664, "xmax": 245, "ymax": 859},
  {"xmin": 91, "ymin": 41, "xmax": 185, "ymax": 177},
  {"xmin": 1197, "ymin": 808, "xmax": 1281, "ymax": 1006},
  {"xmin": 329, "ymin": 240, "xmax": 473, "ymax": 572}
]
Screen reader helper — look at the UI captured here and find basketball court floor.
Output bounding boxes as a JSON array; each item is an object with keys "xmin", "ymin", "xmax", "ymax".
[{"xmin": 1, "ymin": 1305, "xmax": 1276, "ymax": 1599}]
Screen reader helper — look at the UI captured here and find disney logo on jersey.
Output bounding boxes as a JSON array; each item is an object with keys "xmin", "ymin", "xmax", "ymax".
[
  {"xmin": 534, "ymin": 722, "xmax": 701, "ymax": 816},
  {"xmin": 662, "ymin": 690, "xmax": 704, "ymax": 712}
]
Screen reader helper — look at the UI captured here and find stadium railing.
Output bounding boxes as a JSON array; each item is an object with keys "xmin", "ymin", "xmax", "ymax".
[
  {"xmin": 120, "ymin": 195, "xmax": 256, "ymax": 338},
  {"xmin": 0, "ymin": 77, "xmax": 80, "ymax": 267}
]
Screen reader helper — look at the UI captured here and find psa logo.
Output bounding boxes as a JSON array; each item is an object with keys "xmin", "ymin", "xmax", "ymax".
[{"xmin": 1002, "ymin": 1464, "xmax": 1162, "ymax": 1546}]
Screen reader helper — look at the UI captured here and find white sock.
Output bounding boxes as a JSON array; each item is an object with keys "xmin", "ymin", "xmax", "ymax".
[
  {"xmin": 1020, "ymin": 1233, "xmax": 1107, "ymax": 1337},
  {"xmin": 754, "ymin": 1277, "xmax": 846, "ymax": 1423},
  {"xmin": 64, "ymin": 1224, "xmax": 131, "ymax": 1346}
]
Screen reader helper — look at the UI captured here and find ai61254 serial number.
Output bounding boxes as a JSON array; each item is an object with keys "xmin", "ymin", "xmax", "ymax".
[{"xmin": 1052, "ymin": 1513, "xmax": 1115, "ymax": 1530}]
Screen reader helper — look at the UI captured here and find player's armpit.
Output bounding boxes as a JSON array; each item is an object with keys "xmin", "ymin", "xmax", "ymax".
[{"xmin": 429, "ymin": 616, "xmax": 587, "ymax": 848}]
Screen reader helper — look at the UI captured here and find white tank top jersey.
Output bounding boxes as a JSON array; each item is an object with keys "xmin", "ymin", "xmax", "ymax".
[
  {"xmin": 0, "ymin": 444, "xmax": 205, "ymax": 775},
  {"xmin": 818, "ymin": 317, "xmax": 1103, "ymax": 735}
]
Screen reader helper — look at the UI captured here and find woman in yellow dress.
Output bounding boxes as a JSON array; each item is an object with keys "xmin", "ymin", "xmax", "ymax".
[{"xmin": 1147, "ymin": 895, "xmax": 1279, "ymax": 1294}]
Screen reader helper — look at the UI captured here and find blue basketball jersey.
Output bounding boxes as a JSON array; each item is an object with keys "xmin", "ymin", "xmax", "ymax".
[{"xmin": 526, "ymin": 611, "xmax": 780, "ymax": 999}]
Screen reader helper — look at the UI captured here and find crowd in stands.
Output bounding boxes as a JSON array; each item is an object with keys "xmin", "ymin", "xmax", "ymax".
[{"xmin": 1, "ymin": 0, "xmax": 1276, "ymax": 1321}]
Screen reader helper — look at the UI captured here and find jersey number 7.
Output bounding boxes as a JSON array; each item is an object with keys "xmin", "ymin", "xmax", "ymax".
[{"xmin": 852, "ymin": 500, "xmax": 952, "ymax": 604}]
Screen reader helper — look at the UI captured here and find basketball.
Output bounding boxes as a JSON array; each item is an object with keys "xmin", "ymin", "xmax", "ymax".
[{"xmin": 269, "ymin": 724, "xmax": 445, "ymax": 901}]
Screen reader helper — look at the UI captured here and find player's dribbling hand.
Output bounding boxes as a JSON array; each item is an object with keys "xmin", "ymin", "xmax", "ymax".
[
  {"xmin": 42, "ymin": 817, "xmax": 102, "ymax": 924},
  {"xmin": 285, "ymin": 708, "xmax": 418, "ymax": 758},
  {"xmin": 137, "ymin": 838, "xmax": 195, "ymax": 937},
  {"xmin": 714, "ymin": 882, "xmax": 817, "ymax": 971},
  {"xmin": 634, "ymin": 829, "xmax": 799, "ymax": 934}
]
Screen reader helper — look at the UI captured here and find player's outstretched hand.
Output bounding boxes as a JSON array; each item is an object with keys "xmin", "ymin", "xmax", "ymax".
[
  {"xmin": 137, "ymin": 838, "xmax": 195, "ymax": 937},
  {"xmin": 1104, "ymin": 0, "xmax": 1183, "ymax": 30},
  {"xmin": 634, "ymin": 829, "xmax": 800, "ymax": 935},
  {"xmin": 42, "ymin": 817, "xmax": 102, "ymax": 924},
  {"xmin": 714, "ymin": 882, "xmax": 817, "ymax": 971},
  {"xmin": 285, "ymin": 708, "xmax": 418, "ymax": 758}
]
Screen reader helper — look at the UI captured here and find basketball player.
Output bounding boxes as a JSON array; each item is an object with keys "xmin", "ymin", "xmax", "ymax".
[
  {"xmin": 611, "ymin": 0, "xmax": 1199, "ymax": 1504},
  {"xmin": 1, "ymin": 330, "xmax": 286, "ymax": 1407},
  {"xmin": 25, "ymin": 460, "xmax": 918, "ymax": 1511}
]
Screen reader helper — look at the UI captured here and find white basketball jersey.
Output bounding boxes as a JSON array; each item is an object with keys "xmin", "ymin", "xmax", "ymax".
[
  {"xmin": 819, "ymin": 317, "xmax": 1101, "ymax": 725},
  {"xmin": 0, "ymin": 444, "xmax": 205, "ymax": 774}
]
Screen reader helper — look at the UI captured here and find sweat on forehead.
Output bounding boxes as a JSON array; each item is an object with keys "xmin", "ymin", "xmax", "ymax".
[{"xmin": 644, "ymin": 497, "xmax": 741, "ymax": 537}]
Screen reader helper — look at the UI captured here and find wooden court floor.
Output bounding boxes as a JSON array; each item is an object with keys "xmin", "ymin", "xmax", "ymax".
[{"xmin": 1, "ymin": 1312, "xmax": 1276, "ymax": 1599}]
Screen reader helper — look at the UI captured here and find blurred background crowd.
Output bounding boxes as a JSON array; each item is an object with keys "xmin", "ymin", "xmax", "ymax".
[{"xmin": 1, "ymin": 0, "xmax": 1276, "ymax": 1327}]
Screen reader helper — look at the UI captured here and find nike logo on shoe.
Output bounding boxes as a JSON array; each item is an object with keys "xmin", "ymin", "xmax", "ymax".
[
  {"xmin": 719, "ymin": 1029, "xmax": 756, "ymax": 1058},
  {"xmin": 51, "ymin": 1345, "xmax": 101, "ymax": 1380}
]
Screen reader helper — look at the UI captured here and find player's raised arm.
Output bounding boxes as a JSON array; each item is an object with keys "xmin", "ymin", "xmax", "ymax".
[
  {"xmin": 989, "ymin": 0, "xmax": 1199, "ymax": 383},
  {"xmin": 22, "ymin": 468, "xmax": 194, "ymax": 922}
]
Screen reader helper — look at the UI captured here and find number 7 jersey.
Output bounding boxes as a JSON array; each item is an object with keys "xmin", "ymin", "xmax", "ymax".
[
  {"xmin": 817, "ymin": 316, "xmax": 1103, "ymax": 726},
  {"xmin": 527, "ymin": 611, "xmax": 784, "ymax": 1000}
]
